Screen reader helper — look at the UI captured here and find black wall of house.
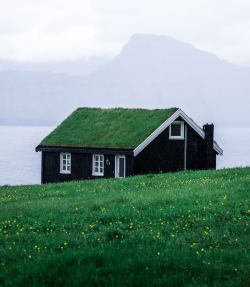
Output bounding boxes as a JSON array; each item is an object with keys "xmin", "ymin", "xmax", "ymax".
[
  {"xmin": 186, "ymin": 124, "xmax": 206, "ymax": 170},
  {"xmin": 186, "ymin": 124, "xmax": 216, "ymax": 170},
  {"xmin": 41, "ymin": 151, "xmax": 134, "ymax": 184},
  {"xmin": 134, "ymin": 126, "xmax": 184, "ymax": 175},
  {"xmin": 134, "ymin": 117, "xmax": 216, "ymax": 175}
]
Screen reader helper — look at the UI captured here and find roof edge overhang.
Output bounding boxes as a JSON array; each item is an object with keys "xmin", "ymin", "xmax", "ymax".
[
  {"xmin": 133, "ymin": 108, "xmax": 223, "ymax": 157},
  {"xmin": 36, "ymin": 145, "xmax": 134, "ymax": 155}
]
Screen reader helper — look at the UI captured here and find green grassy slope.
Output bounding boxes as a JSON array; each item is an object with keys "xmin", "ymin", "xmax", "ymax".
[
  {"xmin": 40, "ymin": 107, "xmax": 178, "ymax": 148},
  {"xmin": 0, "ymin": 167, "xmax": 249, "ymax": 287}
]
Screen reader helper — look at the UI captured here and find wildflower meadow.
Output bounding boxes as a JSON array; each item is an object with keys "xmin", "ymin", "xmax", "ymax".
[{"xmin": 0, "ymin": 167, "xmax": 249, "ymax": 286}]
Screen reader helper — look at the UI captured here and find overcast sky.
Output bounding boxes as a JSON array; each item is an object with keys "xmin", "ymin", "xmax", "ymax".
[{"xmin": 0, "ymin": 0, "xmax": 250, "ymax": 65}]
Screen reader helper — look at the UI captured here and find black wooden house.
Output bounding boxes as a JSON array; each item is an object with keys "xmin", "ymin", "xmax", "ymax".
[{"xmin": 36, "ymin": 107, "xmax": 223, "ymax": 184}]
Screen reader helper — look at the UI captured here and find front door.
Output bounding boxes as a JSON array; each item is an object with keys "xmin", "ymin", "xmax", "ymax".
[{"xmin": 115, "ymin": 155, "xmax": 126, "ymax": 178}]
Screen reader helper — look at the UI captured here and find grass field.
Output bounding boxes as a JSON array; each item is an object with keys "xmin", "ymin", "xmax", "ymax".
[{"xmin": 0, "ymin": 167, "xmax": 249, "ymax": 286}]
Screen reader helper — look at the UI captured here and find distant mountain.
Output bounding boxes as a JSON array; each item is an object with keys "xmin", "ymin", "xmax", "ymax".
[
  {"xmin": 0, "ymin": 34, "xmax": 250, "ymax": 127},
  {"xmin": 83, "ymin": 34, "xmax": 250, "ymax": 127}
]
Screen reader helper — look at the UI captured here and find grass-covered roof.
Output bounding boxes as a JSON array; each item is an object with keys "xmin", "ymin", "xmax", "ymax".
[{"xmin": 40, "ymin": 107, "xmax": 178, "ymax": 149}]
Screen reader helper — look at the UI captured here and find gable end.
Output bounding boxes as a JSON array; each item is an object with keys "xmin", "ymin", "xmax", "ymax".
[{"xmin": 133, "ymin": 109, "xmax": 223, "ymax": 156}]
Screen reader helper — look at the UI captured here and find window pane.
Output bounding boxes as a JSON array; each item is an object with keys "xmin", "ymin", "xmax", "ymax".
[
  {"xmin": 93, "ymin": 155, "xmax": 104, "ymax": 175},
  {"xmin": 61, "ymin": 153, "xmax": 71, "ymax": 173},
  {"xmin": 171, "ymin": 123, "xmax": 181, "ymax": 136}
]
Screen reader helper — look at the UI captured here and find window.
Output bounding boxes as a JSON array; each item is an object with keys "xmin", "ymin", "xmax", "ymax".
[
  {"xmin": 115, "ymin": 155, "xmax": 126, "ymax": 178},
  {"xmin": 92, "ymin": 154, "xmax": 104, "ymax": 176},
  {"xmin": 60, "ymin": 153, "xmax": 71, "ymax": 174},
  {"xmin": 169, "ymin": 121, "xmax": 184, "ymax": 139}
]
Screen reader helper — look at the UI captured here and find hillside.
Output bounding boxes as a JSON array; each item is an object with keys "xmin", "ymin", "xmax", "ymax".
[
  {"xmin": 0, "ymin": 167, "xmax": 249, "ymax": 286},
  {"xmin": 1, "ymin": 34, "xmax": 250, "ymax": 127}
]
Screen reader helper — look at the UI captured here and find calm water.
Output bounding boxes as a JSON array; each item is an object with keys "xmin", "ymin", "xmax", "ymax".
[
  {"xmin": 0, "ymin": 126, "xmax": 249, "ymax": 186},
  {"xmin": 0, "ymin": 126, "xmax": 54, "ymax": 185}
]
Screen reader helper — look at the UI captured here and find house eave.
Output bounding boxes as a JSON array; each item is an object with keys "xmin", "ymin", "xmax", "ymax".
[{"xmin": 36, "ymin": 145, "xmax": 134, "ymax": 155}]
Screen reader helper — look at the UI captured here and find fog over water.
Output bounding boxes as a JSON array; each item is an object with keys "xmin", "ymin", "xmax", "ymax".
[{"xmin": 0, "ymin": 126, "xmax": 249, "ymax": 186}]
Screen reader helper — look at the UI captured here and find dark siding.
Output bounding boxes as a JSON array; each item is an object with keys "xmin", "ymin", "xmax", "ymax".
[
  {"xmin": 135, "ymin": 116, "xmax": 216, "ymax": 175},
  {"xmin": 42, "ymin": 152, "xmax": 86, "ymax": 183},
  {"xmin": 135, "ymin": 125, "xmax": 184, "ymax": 175},
  {"xmin": 126, "ymin": 155, "xmax": 135, "ymax": 177},
  {"xmin": 186, "ymin": 125, "xmax": 206, "ymax": 170},
  {"xmin": 42, "ymin": 151, "xmax": 134, "ymax": 184},
  {"xmin": 186, "ymin": 125, "xmax": 217, "ymax": 170},
  {"xmin": 41, "ymin": 151, "xmax": 44, "ymax": 184}
]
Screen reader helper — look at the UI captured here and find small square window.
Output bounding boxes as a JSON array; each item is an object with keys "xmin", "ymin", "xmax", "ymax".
[
  {"xmin": 169, "ymin": 121, "xmax": 184, "ymax": 139},
  {"xmin": 171, "ymin": 123, "xmax": 181, "ymax": 136}
]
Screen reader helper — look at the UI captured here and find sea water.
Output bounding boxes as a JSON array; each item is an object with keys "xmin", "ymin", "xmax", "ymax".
[{"xmin": 0, "ymin": 126, "xmax": 249, "ymax": 186}]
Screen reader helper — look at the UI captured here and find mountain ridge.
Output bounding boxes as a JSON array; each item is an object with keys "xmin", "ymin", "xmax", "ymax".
[{"xmin": 0, "ymin": 34, "xmax": 249, "ymax": 127}]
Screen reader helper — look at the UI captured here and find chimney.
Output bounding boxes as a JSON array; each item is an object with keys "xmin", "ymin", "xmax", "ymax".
[{"xmin": 203, "ymin": 124, "xmax": 215, "ymax": 169}]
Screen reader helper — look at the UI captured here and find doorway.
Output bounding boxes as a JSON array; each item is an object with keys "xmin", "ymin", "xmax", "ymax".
[{"xmin": 115, "ymin": 155, "xmax": 126, "ymax": 178}]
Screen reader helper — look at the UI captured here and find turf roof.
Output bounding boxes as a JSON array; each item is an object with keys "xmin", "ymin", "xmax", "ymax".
[{"xmin": 40, "ymin": 107, "xmax": 178, "ymax": 149}]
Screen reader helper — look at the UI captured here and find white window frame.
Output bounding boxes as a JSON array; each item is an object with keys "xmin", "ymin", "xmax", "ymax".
[
  {"xmin": 60, "ymin": 153, "xmax": 71, "ymax": 174},
  {"xmin": 115, "ymin": 155, "xmax": 126, "ymax": 178},
  {"xmin": 92, "ymin": 154, "xmax": 104, "ymax": 176},
  {"xmin": 169, "ymin": 121, "xmax": 184, "ymax": 140}
]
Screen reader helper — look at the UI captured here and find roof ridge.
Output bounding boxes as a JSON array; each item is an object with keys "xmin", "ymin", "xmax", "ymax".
[{"xmin": 76, "ymin": 106, "xmax": 179, "ymax": 111}]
